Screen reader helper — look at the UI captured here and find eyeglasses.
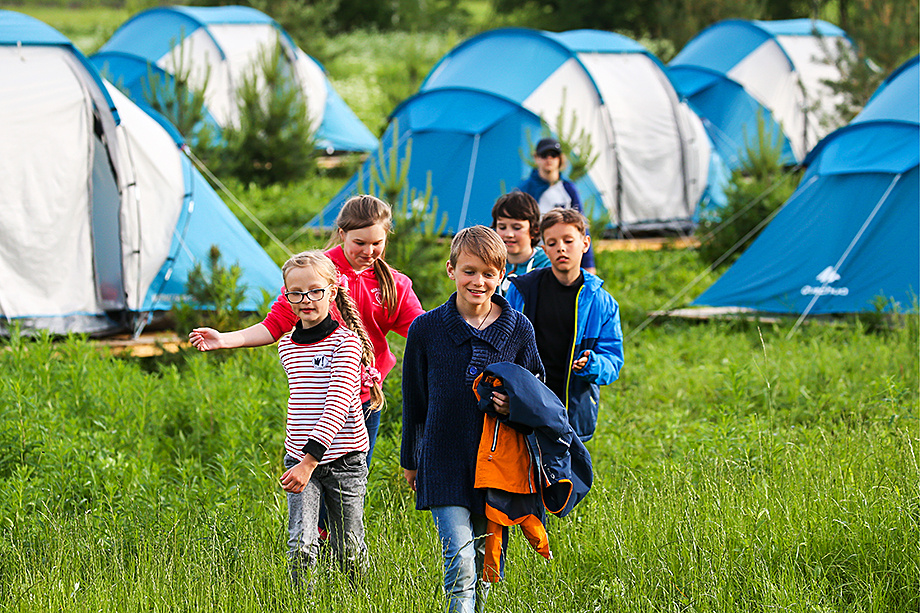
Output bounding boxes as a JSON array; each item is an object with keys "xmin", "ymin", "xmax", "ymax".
[
  {"xmin": 284, "ymin": 284, "xmax": 333, "ymax": 304},
  {"xmin": 537, "ymin": 150, "xmax": 560, "ymax": 159}
]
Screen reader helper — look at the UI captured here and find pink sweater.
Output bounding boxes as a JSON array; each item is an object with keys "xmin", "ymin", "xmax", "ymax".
[{"xmin": 262, "ymin": 246, "xmax": 425, "ymax": 400}]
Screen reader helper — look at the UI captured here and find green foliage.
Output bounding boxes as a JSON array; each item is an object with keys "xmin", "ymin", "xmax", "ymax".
[
  {"xmin": 816, "ymin": 37, "xmax": 886, "ymax": 126},
  {"xmin": 245, "ymin": 0, "xmax": 340, "ymax": 58},
  {"xmin": 321, "ymin": 30, "xmax": 459, "ymax": 135},
  {"xmin": 1, "ymin": 286, "xmax": 918, "ymax": 609},
  {"xmin": 695, "ymin": 112, "xmax": 800, "ymax": 268},
  {"xmin": 372, "ymin": 34, "xmax": 457, "ymax": 119},
  {"xmin": 654, "ymin": 0, "xmax": 765, "ymax": 55},
  {"xmin": 220, "ymin": 41, "xmax": 316, "ymax": 187},
  {"xmin": 171, "ymin": 246, "xmax": 251, "ymax": 332},
  {"xmin": 836, "ymin": 0, "xmax": 919, "ymax": 73},
  {"xmin": 816, "ymin": 0, "xmax": 919, "ymax": 128}
]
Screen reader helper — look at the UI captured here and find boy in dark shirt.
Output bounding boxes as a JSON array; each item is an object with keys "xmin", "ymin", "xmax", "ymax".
[{"xmin": 506, "ymin": 209, "xmax": 624, "ymax": 441}]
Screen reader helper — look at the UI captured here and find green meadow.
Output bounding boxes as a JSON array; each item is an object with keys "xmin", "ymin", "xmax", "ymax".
[
  {"xmin": 1, "ymin": 248, "xmax": 917, "ymax": 611},
  {"xmin": 1, "ymin": 4, "xmax": 918, "ymax": 610}
]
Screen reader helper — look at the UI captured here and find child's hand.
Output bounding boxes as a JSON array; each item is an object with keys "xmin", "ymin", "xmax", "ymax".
[
  {"xmin": 572, "ymin": 350, "xmax": 591, "ymax": 372},
  {"xmin": 189, "ymin": 327, "xmax": 224, "ymax": 351},
  {"xmin": 491, "ymin": 392, "xmax": 511, "ymax": 415},
  {"xmin": 403, "ymin": 469, "xmax": 417, "ymax": 492},
  {"xmin": 280, "ymin": 455, "xmax": 319, "ymax": 493}
]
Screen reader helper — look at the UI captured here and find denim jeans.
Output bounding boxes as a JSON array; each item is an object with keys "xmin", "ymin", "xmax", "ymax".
[
  {"xmin": 430, "ymin": 506, "xmax": 491, "ymax": 613},
  {"xmin": 285, "ymin": 452, "xmax": 368, "ymax": 572},
  {"xmin": 363, "ymin": 403, "xmax": 381, "ymax": 468}
]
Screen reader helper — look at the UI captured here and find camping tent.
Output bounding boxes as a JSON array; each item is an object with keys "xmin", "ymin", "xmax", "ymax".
[
  {"xmin": 0, "ymin": 10, "xmax": 281, "ymax": 336},
  {"xmin": 310, "ymin": 28, "xmax": 714, "ymax": 233},
  {"xmin": 669, "ymin": 19, "xmax": 853, "ymax": 169},
  {"xmin": 91, "ymin": 5, "xmax": 377, "ymax": 153},
  {"xmin": 692, "ymin": 56, "xmax": 919, "ymax": 315}
]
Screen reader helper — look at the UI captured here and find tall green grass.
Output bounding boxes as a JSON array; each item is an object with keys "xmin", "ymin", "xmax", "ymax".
[{"xmin": 1, "ymin": 251, "xmax": 917, "ymax": 610}]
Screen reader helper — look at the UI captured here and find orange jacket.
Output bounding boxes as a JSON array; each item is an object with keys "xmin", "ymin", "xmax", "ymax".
[{"xmin": 474, "ymin": 378, "xmax": 552, "ymax": 582}]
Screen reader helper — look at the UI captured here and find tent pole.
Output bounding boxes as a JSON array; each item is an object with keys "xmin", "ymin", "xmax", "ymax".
[{"xmin": 457, "ymin": 133, "xmax": 481, "ymax": 229}]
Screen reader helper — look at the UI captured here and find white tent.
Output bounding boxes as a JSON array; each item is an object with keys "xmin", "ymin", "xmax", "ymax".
[
  {"xmin": 316, "ymin": 28, "xmax": 716, "ymax": 233},
  {"xmin": 0, "ymin": 10, "xmax": 281, "ymax": 335},
  {"xmin": 92, "ymin": 5, "xmax": 378, "ymax": 153},
  {"xmin": 670, "ymin": 19, "xmax": 853, "ymax": 168}
]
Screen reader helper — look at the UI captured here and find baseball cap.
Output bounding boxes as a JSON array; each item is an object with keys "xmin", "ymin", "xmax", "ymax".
[{"xmin": 535, "ymin": 137, "xmax": 562, "ymax": 156}]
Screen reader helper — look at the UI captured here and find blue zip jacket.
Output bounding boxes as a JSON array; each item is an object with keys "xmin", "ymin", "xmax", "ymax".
[{"xmin": 506, "ymin": 268, "xmax": 624, "ymax": 441}]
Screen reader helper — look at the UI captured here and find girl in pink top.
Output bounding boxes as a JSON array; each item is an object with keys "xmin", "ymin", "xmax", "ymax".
[{"xmin": 190, "ymin": 194, "xmax": 425, "ymax": 467}]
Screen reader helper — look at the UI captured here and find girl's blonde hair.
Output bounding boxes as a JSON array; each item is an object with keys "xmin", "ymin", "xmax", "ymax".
[
  {"xmin": 282, "ymin": 250, "xmax": 384, "ymax": 410},
  {"xmin": 327, "ymin": 194, "xmax": 399, "ymax": 314}
]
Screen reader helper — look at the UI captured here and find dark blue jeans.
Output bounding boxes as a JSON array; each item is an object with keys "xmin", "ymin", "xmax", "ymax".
[{"xmin": 363, "ymin": 403, "xmax": 381, "ymax": 468}]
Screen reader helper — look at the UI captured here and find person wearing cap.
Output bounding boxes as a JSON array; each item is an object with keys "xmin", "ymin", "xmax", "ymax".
[{"xmin": 518, "ymin": 137, "xmax": 595, "ymax": 271}]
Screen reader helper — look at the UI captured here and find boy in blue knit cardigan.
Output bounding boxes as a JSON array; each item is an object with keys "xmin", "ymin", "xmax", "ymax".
[{"xmin": 401, "ymin": 226, "xmax": 544, "ymax": 613}]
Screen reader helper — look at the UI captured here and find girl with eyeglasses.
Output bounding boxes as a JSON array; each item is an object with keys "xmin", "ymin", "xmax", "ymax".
[
  {"xmin": 276, "ymin": 250, "xmax": 376, "ymax": 579},
  {"xmin": 190, "ymin": 195, "xmax": 425, "ymax": 468}
]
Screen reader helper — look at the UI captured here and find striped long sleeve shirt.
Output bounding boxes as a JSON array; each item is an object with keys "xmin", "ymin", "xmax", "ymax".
[{"xmin": 279, "ymin": 320, "xmax": 369, "ymax": 463}]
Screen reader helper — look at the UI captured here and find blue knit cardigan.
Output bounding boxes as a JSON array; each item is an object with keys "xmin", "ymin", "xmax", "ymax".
[{"xmin": 400, "ymin": 293, "xmax": 544, "ymax": 512}]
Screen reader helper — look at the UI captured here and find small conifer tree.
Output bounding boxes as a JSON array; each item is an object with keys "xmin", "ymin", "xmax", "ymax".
[
  {"xmin": 221, "ymin": 40, "xmax": 316, "ymax": 186},
  {"xmin": 695, "ymin": 111, "xmax": 799, "ymax": 267}
]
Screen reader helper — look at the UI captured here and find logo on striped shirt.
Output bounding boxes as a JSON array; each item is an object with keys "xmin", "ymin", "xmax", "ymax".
[{"xmin": 313, "ymin": 354, "xmax": 331, "ymax": 369}]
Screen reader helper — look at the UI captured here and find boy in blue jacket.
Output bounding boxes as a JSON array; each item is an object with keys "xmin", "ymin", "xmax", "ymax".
[{"xmin": 505, "ymin": 208, "xmax": 623, "ymax": 442}]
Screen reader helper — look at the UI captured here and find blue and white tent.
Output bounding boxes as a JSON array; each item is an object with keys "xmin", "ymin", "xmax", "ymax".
[
  {"xmin": 311, "ymin": 28, "xmax": 714, "ymax": 233},
  {"xmin": 669, "ymin": 19, "xmax": 853, "ymax": 169},
  {"xmin": 92, "ymin": 5, "xmax": 377, "ymax": 153},
  {"xmin": 0, "ymin": 10, "xmax": 281, "ymax": 335},
  {"xmin": 693, "ymin": 56, "xmax": 919, "ymax": 315}
]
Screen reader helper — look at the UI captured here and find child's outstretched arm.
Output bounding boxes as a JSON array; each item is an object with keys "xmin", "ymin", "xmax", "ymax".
[
  {"xmin": 190, "ymin": 288, "xmax": 298, "ymax": 351},
  {"xmin": 189, "ymin": 323, "xmax": 276, "ymax": 351}
]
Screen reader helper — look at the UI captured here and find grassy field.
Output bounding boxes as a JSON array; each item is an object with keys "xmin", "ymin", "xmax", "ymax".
[
  {"xmin": 1, "ymin": 247, "xmax": 917, "ymax": 611},
  {"xmin": 2, "ymin": 6, "xmax": 918, "ymax": 610}
]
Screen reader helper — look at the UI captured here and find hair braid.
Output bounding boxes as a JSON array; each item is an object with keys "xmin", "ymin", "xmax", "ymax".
[{"xmin": 335, "ymin": 286, "xmax": 385, "ymax": 410}]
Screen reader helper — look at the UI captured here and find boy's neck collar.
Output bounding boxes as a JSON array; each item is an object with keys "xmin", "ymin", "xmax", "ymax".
[{"xmin": 552, "ymin": 267, "xmax": 584, "ymax": 287}]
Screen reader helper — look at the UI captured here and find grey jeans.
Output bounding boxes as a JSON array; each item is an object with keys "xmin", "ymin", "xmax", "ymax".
[{"xmin": 284, "ymin": 451, "xmax": 368, "ymax": 570}]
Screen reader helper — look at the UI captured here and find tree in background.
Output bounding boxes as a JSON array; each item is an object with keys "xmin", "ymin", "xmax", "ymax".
[
  {"xmin": 220, "ymin": 41, "xmax": 316, "ymax": 186},
  {"xmin": 488, "ymin": 0, "xmax": 918, "ymax": 66},
  {"xmin": 821, "ymin": 0, "xmax": 919, "ymax": 121},
  {"xmin": 133, "ymin": 38, "xmax": 222, "ymax": 166},
  {"xmin": 695, "ymin": 112, "xmax": 800, "ymax": 268},
  {"xmin": 654, "ymin": 0, "xmax": 766, "ymax": 55}
]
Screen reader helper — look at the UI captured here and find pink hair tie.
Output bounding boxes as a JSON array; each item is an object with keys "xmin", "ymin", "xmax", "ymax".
[{"xmin": 362, "ymin": 366, "xmax": 382, "ymax": 388}]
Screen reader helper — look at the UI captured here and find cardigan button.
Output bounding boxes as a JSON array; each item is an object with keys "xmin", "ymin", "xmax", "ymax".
[{"xmin": 469, "ymin": 366, "xmax": 477, "ymax": 375}]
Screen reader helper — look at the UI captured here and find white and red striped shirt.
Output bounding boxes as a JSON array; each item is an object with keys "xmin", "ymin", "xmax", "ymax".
[{"xmin": 279, "ymin": 325, "xmax": 369, "ymax": 464}]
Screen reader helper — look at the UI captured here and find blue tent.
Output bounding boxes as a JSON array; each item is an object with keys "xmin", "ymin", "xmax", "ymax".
[
  {"xmin": 92, "ymin": 6, "xmax": 377, "ymax": 153},
  {"xmin": 0, "ymin": 10, "xmax": 281, "ymax": 335},
  {"xmin": 670, "ymin": 19, "xmax": 853, "ymax": 169},
  {"xmin": 693, "ymin": 56, "xmax": 919, "ymax": 315},
  {"xmin": 310, "ymin": 28, "xmax": 714, "ymax": 233}
]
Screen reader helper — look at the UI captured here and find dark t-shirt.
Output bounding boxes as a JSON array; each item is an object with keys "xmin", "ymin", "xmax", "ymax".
[{"xmin": 534, "ymin": 271, "xmax": 583, "ymax": 402}]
